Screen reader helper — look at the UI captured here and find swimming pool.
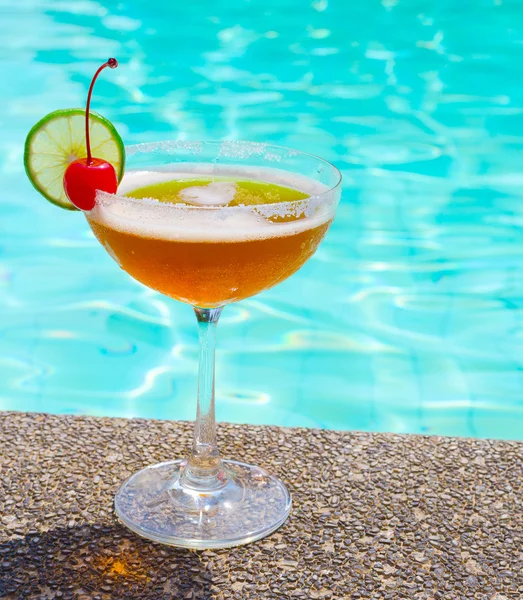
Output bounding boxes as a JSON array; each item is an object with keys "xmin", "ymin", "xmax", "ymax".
[{"xmin": 2, "ymin": 0, "xmax": 523, "ymax": 440}]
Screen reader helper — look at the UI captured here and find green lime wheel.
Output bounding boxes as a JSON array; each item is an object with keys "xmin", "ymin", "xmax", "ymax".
[{"xmin": 24, "ymin": 108, "xmax": 125, "ymax": 210}]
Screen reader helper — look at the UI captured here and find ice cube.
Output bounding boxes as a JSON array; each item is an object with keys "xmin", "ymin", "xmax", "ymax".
[{"xmin": 180, "ymin": 182, "xmax": 237, "ymax": 206}]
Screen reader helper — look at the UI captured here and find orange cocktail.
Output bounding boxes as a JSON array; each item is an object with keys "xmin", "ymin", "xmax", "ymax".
[{"xmin": 87, "ymin": 176, "xmax": 333, "ymax": 306}]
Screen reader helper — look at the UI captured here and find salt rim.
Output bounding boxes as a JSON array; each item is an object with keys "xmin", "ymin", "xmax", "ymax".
[
  {"xmin": 90, "ymin": 142, "xmax": 342, "ymax": 241},
  {"xmin": 96, "ymin": 186, "xmax": 331, "ymax": 220},
  {"xmin": 121, "ymin": 139, "xmax": 342, "ymax": 199},
  {"xmin": 95, "ymin": 161, "xmax": 341, "ymax": 221}
]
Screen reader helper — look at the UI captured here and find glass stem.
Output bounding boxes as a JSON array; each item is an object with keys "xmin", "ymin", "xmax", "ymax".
[{"xmin": 183, "ymin": 306, "xmax": 226, "ymax": 491}]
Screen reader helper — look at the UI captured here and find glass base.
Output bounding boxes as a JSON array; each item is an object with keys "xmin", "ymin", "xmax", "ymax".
[{"xmin": 114, "ymin": 459, "xmax": 292, "ymax": 549}]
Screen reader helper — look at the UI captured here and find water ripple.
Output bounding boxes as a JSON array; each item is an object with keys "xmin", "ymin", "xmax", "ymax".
[{"xmin": 1, "ymin": 0, "xmax": 523, "ymax": 439}]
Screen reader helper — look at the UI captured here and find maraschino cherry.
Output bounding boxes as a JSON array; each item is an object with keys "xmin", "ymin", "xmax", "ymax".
[{"xmin": 63, "ymin": 58, "xmax": 119, "ymax": 211}]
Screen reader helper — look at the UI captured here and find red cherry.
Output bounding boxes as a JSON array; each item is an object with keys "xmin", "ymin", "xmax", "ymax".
[
  {"xmin": 64, "ymin": 158, "xmax": 117, "ymax": 211},
  {"xmin": 63, "ymin": 58, "xmax": 119, "ymax": 211}
]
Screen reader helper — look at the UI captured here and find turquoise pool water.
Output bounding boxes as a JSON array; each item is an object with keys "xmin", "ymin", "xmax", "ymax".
[{"xmin": 1, "ymin": 0, "xmax": 523, "ymax": 440}]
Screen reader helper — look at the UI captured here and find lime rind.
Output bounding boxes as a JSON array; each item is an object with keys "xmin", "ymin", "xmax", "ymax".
[{"xmin": 24, "ymin": 108, "xmax": 125, "ymax": 210}]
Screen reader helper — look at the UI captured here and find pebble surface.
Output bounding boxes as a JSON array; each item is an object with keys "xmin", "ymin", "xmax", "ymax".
[{"xmin": 0, "ymin": 411, "xmax": 522, "ymax": 599}]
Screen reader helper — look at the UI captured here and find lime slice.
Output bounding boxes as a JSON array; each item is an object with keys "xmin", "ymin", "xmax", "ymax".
[{"xmin": 24, "ymin": 108, "xmax": 125, "ymax": 211}]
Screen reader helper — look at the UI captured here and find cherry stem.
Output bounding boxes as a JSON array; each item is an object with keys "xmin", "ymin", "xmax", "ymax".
[{"xmin": 85, "ymin": 58, "xmax": 118, "ymax": 165}]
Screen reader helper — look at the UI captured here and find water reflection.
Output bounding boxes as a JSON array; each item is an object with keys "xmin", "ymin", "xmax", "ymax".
[{"xmin": 1, "ymin": 0, "xmax": 523, "ymax": 439}]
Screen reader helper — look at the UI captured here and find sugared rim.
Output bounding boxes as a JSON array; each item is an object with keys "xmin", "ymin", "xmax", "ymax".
[{"xmin": 95, "ymin": 140, "xmax": 342, "ymax": 212}]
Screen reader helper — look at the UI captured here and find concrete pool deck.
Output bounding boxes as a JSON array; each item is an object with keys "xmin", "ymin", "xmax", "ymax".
[{"xmin": 0, "ymin": 412, "xmax": 521, "ymax": 599}]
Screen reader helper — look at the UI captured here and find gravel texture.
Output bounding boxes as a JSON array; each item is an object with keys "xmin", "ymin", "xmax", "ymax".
[{"xmin": 0, "ymin": 411, "xmax": 522, "ymax": 599}]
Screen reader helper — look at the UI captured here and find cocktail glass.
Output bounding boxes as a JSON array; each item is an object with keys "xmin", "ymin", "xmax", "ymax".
[{"xmin": 87, "ymin": 140, "xmax": 341, "ymax": 549}]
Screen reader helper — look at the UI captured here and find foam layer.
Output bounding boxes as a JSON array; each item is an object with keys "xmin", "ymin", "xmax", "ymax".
[{"xmin": 90, "ymin": 166, "xmax": 335, "ymax": 243}]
